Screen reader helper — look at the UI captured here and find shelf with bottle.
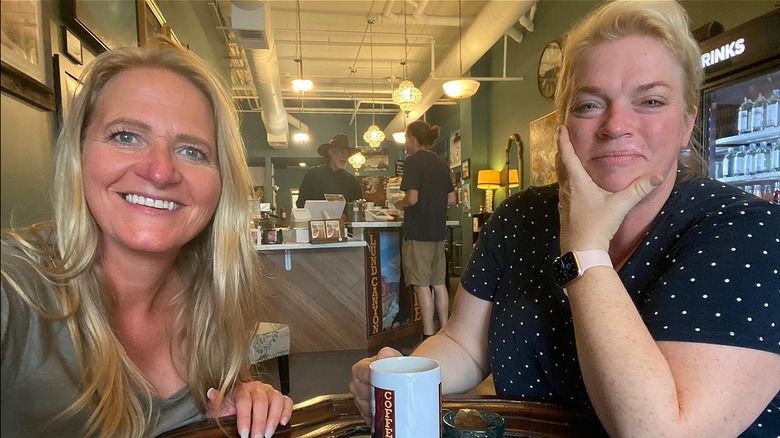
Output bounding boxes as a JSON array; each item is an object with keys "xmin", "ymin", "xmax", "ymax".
[
  {"xmin": 717, "ymin": 170, "xmax": 780, "ymax": 185},
  {"xmin": 715, "ymin": 127, "xmax": 779, "ymax": 146}
]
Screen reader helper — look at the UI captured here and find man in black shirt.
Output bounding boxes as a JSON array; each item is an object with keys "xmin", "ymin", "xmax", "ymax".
[
  {"xmin": 394, "ymin": 121, "xmax": 455, "ymax": 338},
  {"xmin": 296, "ymin": 134, "xmax": 363, "ymax": 208}
]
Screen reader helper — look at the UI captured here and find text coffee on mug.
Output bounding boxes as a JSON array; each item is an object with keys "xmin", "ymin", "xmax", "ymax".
[{"xmin": 369, "ymin": 356, "xmax": 441, "ymax": 438}]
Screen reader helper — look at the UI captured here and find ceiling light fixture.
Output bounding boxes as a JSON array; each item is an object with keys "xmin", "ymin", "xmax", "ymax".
[
  {"xmin": 363, "ymin": 18, "xmax": 385, "ymax": 149},
  {"xmin": 443, "ymin": 0, "xmax": 480, "ymax": 99},
  {"xmin": 291, "ymin": 0, "xmax": 312, "ymax": 92},
  {"xmin": 351, "ymin": 117, "xmax": 367, "ymax": 173},
  {"xmin": 392, "ymin": 1, "xmax": 421, "ymax": 113},
  {"xmin": 392, "ymin": 132, "xmax": 406, "ymax": 143},
  {"xmin": 291, "ymin": 0, "xmax": 310, "ymax": 145}
]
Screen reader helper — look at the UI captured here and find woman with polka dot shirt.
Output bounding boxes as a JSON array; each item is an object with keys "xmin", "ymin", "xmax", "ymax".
[{"xmin": 350, "ymin": 1, "xmax": 780, "ymax": 436}]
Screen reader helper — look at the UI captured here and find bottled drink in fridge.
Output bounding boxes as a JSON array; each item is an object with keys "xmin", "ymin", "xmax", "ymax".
[
  {"xmin": 766, "ymin": 89, "xmax": 779, "ymax": 128},
  {"xmin": 745, "ymin": 144, "xmax": 756, "ymax": 175},
  {"xmin": 737, "ymin": 97, "xmax": 753, "ymax": 134},
  {"xmin": 751, "ymin": 93, "xmax": 767, "ymax": 132},
  {"xmin": 733, "ymin": 145, "xmax": 746, "ymax": 176},
  {"xmin": 721, "ymin": 147, "xmax": 734, "ymax": 178},
  {"xmin": 754, "ymin": 142, "xmax": 768, "ymax": 174},
  {"xmin": 771, "ymin": 142, "xmax": 780, "ymax": 171}
]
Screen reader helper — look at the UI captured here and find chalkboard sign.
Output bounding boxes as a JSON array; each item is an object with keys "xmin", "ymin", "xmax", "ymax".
[{"xmin": 395, "ymin": 159, "xmax": 404, "ymax": 176}]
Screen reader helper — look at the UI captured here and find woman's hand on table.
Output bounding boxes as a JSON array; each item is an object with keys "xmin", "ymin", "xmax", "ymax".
[
  {"xmin": 207, "ymin": 381, "xmax": 293, "ymax": 438},
  {"xmin": 556, "ymin": 125, "xmax": 663, "ymax": 252},
  {"xmin": 349, "ymin": 346, "xmax": 403, "ymax": 425}
]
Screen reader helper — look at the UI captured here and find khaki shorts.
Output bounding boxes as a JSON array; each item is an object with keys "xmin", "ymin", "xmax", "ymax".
[{"xmin": 402, "ymin": 239, "xmax": 446, "ymax": 286}]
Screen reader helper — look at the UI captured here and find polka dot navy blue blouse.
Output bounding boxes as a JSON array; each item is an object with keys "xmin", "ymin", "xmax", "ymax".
[{"xmin": 462, "ymin": 170, "xmax": 779, "ymax": 437}]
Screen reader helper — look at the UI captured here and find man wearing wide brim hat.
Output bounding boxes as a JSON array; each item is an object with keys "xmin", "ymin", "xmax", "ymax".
[{"xmin": 296, "ymin": 134, "xmax": 363, "ymax": 209}]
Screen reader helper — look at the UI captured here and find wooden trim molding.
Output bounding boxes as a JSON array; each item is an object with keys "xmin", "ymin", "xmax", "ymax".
[{"xmin": 0, "ymin": 60, "xmax": 55, "ymax": 111}]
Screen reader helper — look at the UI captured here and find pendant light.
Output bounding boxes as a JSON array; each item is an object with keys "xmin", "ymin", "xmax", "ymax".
[
  {"xmin": 363, "ymin": 18, "xmax": 385, "ymax": 148},
  {"xmin": 291, "ymin": 0, "xmax": 313, "ymax": 92},
  {"xmin": 392, "ymin": 1, "xmax": 422, "ymax": 113},
  {"xmin": 442, "ymin": 0, "xmax": 480, "ymax": 99}
]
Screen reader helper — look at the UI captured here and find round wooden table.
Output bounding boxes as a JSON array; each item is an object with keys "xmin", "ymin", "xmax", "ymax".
[{"xmin": 157, "ymin": 394, "xmax": 608, "ymax": 437}]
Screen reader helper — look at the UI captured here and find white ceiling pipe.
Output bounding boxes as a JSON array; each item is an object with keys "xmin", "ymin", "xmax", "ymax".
[
  {"xmin": 384, "ymin": 0, "xmax": 538, "ymax": 134},
  {"xmin": 234, "ymin": 0, "xmax": 290, "ymax": 145}
]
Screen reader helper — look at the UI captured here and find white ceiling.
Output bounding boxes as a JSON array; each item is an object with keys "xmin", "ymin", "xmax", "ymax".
[{"xmin": 215, "ymin": 0, "xmax": 524, "ymax": 117}]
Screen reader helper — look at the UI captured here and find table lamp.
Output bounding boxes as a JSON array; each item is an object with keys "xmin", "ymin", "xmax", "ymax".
[{"xmin": 477, "ymin": 169, "xmax": 501, "ymax": 212}]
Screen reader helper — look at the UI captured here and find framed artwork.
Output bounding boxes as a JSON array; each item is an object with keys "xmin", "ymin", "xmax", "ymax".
[
  {"xmin": 136, "ymin": 0, "xmax": 179, "ymax": 45},
  {"xmin": 461, "ymin": 159, "xmax": 471, "ymax": 180},
  {"xmin": 63, "ymin": 0, "xmax": 139, "ymax": 52},
  {"xmin": 0, "ymin": 0, "xmax": 54, "ymax": 111},
  {"xmin": 449, "ymin": 131, "xmax": 462, "ymax": 169},
  {"xmin": 529, "ymin": 111, "xmax": 560, "ymax": 187},
  {"xmin": 63, "ymin": 28, "xmax": 83, "ymax": 64},
  {"xmin": 53, "ymin": 54, "xmax": 83, "ymax": 129},
  {"xmin": 461, "ymin": 183, "xmax": 471, "ymax": 214}
]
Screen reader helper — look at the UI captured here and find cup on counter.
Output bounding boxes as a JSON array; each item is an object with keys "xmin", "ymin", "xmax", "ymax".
[{"xmin": 370, "ymin": 356, "xmax": 441, "ymax": 438}]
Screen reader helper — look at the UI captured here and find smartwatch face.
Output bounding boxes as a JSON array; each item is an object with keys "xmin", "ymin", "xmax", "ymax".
[{"xmin": 553, "ymin": 251, "xmax": 580, "ymax": 287}]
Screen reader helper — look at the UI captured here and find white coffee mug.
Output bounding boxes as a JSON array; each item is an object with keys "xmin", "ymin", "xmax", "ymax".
[{"xmin": 370, "ymin": 356, "xmax": 441, "ymax": 438}]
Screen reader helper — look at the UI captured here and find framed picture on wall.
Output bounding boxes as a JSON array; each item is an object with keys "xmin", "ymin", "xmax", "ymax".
[
  {"xmin": 53, "ymin": 54, "xmax": 83, "ymax": 129},
  {"xmin": 63, "ymin": 0, "xmax": 139, "ymax": 52},
  {"xmin": 449, "ymin": 131, "xmax": 462, "ymax": 169},
  {"xmin": 529, "ymin": 111, "xmax": 559, "ymax": 186},
  {"xmin": 0, "ymin": 0, "xmax": 55, "ymax": 111},
  {"xmin": 461, "ymin": 159, "xmax": 470, "ymax": 180}
]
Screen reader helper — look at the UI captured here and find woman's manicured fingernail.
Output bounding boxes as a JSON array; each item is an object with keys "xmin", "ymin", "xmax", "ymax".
[
  {"xmin": 207, "ymin": 387, "xmax": 217, "ymax": 400},
  {"xmin": 281, "ymin": 416, "xmax": 289, "ymax": 426},
  {"xmin": 265, "ymin": 425, "xmax": 277, "ymax": 437},
  {"xmin": 239, "ymin": 427, "xmax": 249, "ymax": 438}
]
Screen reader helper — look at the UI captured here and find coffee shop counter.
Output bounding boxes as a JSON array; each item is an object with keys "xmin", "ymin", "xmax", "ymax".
[
  {"xmin": 255, "ymin": 238, "xmax": 421, "ymax": 354},
  {"xmin": 348, "ymin": 220, "xmax": 460, "ymax": 240}
]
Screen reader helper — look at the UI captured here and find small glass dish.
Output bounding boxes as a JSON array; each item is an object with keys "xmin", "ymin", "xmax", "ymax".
[{"xmin": 442, "ymin": 409, "xmax": 506, "ymax": 438}]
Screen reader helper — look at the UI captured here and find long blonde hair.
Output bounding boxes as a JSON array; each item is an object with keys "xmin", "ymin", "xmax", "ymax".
[{"xmin": 1, "ymin": 37, "xmax": 262, "ymax": 436}]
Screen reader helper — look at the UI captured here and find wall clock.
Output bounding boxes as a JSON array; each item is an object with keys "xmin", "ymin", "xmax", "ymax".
[{"xmin": 537, "ymin": 40, "xmax": 562, "ymax": 100}]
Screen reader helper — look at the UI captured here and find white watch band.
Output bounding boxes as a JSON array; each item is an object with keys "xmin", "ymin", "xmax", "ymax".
[
  {"xmin": 574, "ymin": 249, "xmax": 613, "ymax": 273},
  {"xmin": 562, "ymin": 250, "xmax": 613, "ymax": 296}
]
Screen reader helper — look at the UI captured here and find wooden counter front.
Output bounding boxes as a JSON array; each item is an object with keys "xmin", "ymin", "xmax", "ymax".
[{"xmin": 257, "ymin": 242, "xmax": 420, "ymax": 353}]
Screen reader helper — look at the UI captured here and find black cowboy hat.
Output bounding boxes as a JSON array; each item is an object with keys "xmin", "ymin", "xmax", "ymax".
[{"xmin": 317, "ymin": 134, "xmax": 361, "ymax": 157}]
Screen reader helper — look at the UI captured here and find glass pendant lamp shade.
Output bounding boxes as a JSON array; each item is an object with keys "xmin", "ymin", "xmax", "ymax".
[
  {"xmin": 392, "ymin": 80, "xmax": 422, "ymax": 112},
  {"xmin": 348, "ymin": 152, "xmax": 366, "ymax": 170},
  {"xmin": 392, "ymin": 131, "xmax": 406, "ymax": 143},
  {"xmin": 363, "ymin": 123, "xmax": 385, "ymax": 148},
  {"xmin": 443, "ymin": 78, "xmax": 480, "ymax": 99}
]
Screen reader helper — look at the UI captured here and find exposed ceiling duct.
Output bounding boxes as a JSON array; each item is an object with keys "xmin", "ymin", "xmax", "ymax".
[
  {"xmin": 383, "ymin": 0, "xmax": 539, "ymax": 135},
  {"xmin": 232, "ymin": 0, "xmax": 290, "ymax": 148}
]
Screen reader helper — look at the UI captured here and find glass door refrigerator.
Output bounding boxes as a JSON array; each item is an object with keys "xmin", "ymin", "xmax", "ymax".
[{"xmin": 698, "ymin": 9, "xmax": 779, "ymax": 203}]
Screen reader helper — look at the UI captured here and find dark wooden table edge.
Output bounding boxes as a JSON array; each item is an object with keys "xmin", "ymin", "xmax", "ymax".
[{"xmin": 157, "ymin": 393, "xmax": 607, "ymax": 437}]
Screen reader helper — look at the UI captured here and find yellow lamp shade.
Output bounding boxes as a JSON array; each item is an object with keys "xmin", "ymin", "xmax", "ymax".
[
  {"xmin": 508, "ymin": 169, "xmax": 520, "ymax": 188},
  {"xmin": 476, "ymin": 170, "xmax": 501, "ymax": 190}
]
